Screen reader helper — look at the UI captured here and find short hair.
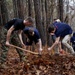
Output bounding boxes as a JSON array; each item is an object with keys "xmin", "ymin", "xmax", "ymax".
[
  {"xmin": 48, "ymin": 25, "xmax": 55, "ymax": 33},
  {"xmin": 28, "ymin": 28, "xmax": 34, "ymax": 36},
  {"xmin": 25, "ymin": 17, "xmax": 34, "ymax": 24},
  {"xmin": 55, "ymin": 19, "xmax": 61, "ymax": 22},
  {"xmin": 54, "ymin": 18, "xmax": 61, "ymax": 22},
  {"xmin": 29, "ymin": 27, "xmax": 34, "ymax": 32}
]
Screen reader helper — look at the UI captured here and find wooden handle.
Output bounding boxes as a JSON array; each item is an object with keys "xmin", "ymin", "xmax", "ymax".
[{"xmin": 10, "ymin": 44, "xmax": 39, "ymax": 55}]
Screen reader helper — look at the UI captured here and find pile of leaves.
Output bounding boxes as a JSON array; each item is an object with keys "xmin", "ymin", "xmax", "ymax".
[{"xmin": 0, "ymin": 48, "xmax": 75, "ymax": 75}]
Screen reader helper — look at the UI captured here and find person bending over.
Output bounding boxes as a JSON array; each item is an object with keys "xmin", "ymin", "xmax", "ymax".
[
  {"xmin": 48, "ymin": 22, "xmax": 75, "ymax": 55},
  {"xmin": 23, "ymin": 27, "xmax": 43, "ymax": 55}
]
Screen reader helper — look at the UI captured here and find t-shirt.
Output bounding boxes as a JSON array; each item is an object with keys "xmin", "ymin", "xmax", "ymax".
[
  {"xmin": 53, "ymin": 22, "xmax": 72, "ymax": 37},
  {"xmin": 23, "ymin": 27, "xmax": 40, "ymax": 40},
  {"xmin": 5, "ymin": 18, "xmax": 25, "ymax": 31}
]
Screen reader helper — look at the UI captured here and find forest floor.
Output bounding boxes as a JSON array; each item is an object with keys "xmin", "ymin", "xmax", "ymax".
[{"xmin": 0, "ymin": 47, "xmax": 75, "ymax": 75}]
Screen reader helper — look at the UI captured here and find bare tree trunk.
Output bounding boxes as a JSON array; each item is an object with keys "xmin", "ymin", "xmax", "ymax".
[
  {"xmin": 64, "ymin": 0, "xmax": 69, "ymax": 23},
  {"xmin": 23, "ymin": 0, "xmax": 28, "ymax": 18},
  {"xmin": 33, "ymin": 0, "xmax": 46, "ymax": 45},
  {"xmin": 45, "ymin": 0, "xmax": 54, "ymax": 46},
  {"xmin": 57, "ymin": 0, "xmax": 63, "ymax": 21},
  {"xmin": 13, "ymin": 0, "xmax": 24, "ymax": 19},
  {"xmin": 0, "ymin": 1, "xmax": 2, "ymax": 26},
  {"xmin": 12, "ymin": 0, "xmax": 18, "ymax": 18},
  {"xmin": 0, "ymin": 0, "xmax": 8, "ymax": 56},
  {"xmin": 17, "ymin": 0, "xmax": 24, "ymax": 19},
  {"xmin": 0, "ymin": 0, "xmax": 8, "ymax": 26},
  {"xmin": 28, "ymin": 0, "xmax": 36, "ymax": 27},
  {"xmin": 28, "ymin": 0, "xmax": 32, "ymax": 16},
  {"xmin": 41, "ymin": 0, "xmax": 47, "ymax": 44}
]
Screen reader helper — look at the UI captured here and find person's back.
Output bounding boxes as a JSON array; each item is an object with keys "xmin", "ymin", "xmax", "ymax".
[
  {"xmin": 5, "ymin": 18, "xmax": 24, "ymax": 31},
  {"xmin": 54, "ymin": 22, "xmax": 72, "ymax": 37},
  {"xmin": 23, "ymin": 27, "xmax": 40, "ymax": 41}
]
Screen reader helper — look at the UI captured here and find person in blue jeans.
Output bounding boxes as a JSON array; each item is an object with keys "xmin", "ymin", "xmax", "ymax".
[
  {"xmin": 23, "ymin": 27, "xmax": 43, "ymax": 55},
  {"xmin": 70, "ymin": 32, "xmax": 75, "ymax": 51},
  {"xmin": 48, "ymin": 22, "xmax": 75, "ymax": 55}
]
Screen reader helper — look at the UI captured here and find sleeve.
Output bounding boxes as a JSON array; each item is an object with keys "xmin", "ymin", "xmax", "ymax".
[
  {"xmin": 13, "ymin": 22, "xmax": 19, "ymax": 28},
  {"xmin": 35, "ymin": 29, "xmax": 40, "ymax": 39}
]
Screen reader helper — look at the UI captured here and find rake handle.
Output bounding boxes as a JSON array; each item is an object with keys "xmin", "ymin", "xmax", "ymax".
[{"xmin": 10, "ymin": 44, "xmax": 39, "ymax": 55}]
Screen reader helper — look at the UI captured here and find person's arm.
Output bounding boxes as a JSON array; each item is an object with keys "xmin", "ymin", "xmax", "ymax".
[
  {"xmin": 6, "ymin": 25, "xmax": 15, "ymax": 46},
  {"xmin": 38, "ymin": 39, "xmax": 42, "ymax": 50},
  {"xmin": 48, "ymin": 37, "xmax": 60, "ymax": 50},
  {"xmin": 18, "ymin": 30, "xmax": 26, "ymax": 48},
  {"xmin": 37, "ymin": 39, "xmax": 43, "ymax": 55},
  {"xmin": 51, "ymin": 34, "xmax": 56, "ymax": 42}
]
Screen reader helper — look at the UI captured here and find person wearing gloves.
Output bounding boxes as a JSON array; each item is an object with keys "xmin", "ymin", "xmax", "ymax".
[{"xmin": 23, "ymin": 27, "xmax": 43, "ymax": 55}]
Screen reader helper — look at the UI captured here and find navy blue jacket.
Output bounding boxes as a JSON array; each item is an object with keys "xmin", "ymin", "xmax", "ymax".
[
  {"xmin": 23, "ymin": 27, "xmax": 40, "ymax": 40},
  {"xmin": 53, "ymin": 22, "xmax": 72, "ymax": 37}
]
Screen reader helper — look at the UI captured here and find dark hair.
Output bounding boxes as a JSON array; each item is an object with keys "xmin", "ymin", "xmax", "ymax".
[
  {"xmin": 48, "ymin": 25, "xmax": 55, "ymax": 33},
  {"xmin": 54, "ymin": 18, "xmax": 57, "ymax": 21},
  {"xmin": 26, "ymin": 17, "xmax": 34, "ymax": 24},
  {"xmin": 28, "ymin": 28, "xmax": 34, "ymax": 35}
]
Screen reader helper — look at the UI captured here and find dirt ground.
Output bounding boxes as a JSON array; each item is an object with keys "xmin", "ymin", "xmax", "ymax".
[{"xmin": 0, "ymin": 47, "xmax": 75, "ymax": 75}]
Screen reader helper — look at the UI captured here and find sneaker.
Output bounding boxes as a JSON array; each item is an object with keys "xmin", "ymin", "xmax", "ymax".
[{"xmin": 0, "ymin": 63, "xmax": 8, "ymax": 69}]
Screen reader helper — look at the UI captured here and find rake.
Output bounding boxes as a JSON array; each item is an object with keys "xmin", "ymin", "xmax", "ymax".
[{"xmin": 10, "ymin": 44, "xmax": 39, "ymax": 55}]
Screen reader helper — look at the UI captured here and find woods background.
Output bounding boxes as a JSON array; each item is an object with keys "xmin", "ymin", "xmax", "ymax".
[{"xmin": 0, "ymin": 0, "xmax": 75, "ymax": 46}]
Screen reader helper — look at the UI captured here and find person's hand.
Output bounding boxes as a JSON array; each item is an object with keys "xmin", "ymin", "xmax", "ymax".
[
  {"xmin": 59, "ymin": 50, "xmax": 64, "ymax": 54},
  {"xmin": 21, "ymin": 43, "xmax": 26, "ymax": 49},
  {"xmin": 39, "ymin": 48, "xmax": 43, "ymax": 51},
  {"xmin": 48, "ymin": 47, "xmax": 51, "ymax": 51},
  {"xmin": 50, "ymin": 33, "xmax": 54, "ymax": 35},
  {"xmin": 48, "ymin": 47, "xmax": 52, "ymax": 55},
  {"xmin": 5, "ymin": 41, "xmax": 11, "ymax": 46},
  {"xmin": 38, "ymin": 48, "xmax": 43, "ymax": 55}
]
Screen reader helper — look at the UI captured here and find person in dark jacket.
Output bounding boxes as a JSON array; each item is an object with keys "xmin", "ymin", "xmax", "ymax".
[
  {"xmin": 48, "ymin": 22, "xmax": 75, "ymax": 55},
  {"xmin": 23, "ymin": 27, "xmax": 43, "ymax": 55}
]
